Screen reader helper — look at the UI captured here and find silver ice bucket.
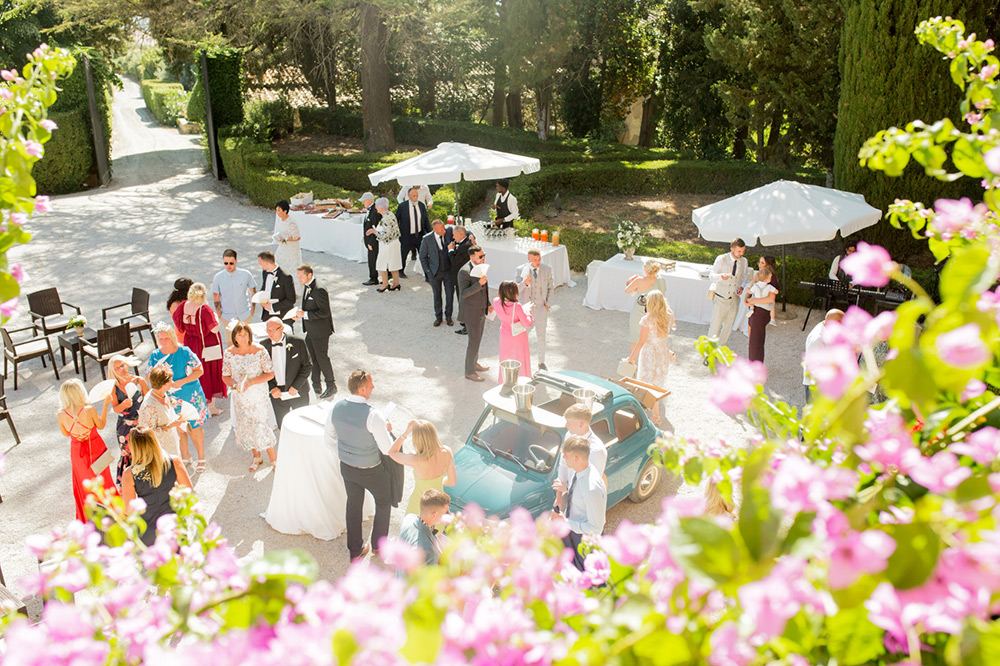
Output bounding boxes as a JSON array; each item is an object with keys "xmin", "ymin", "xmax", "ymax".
[
  {"xmin": 572, "ymin": 388, "xmax": 596, "ymax": 409},
  {"xmin": 500, "ymin": 360, "xmax": 521, "ymax": 387},
  {"xmin": 512, "ymin": 384, "xmax": 535, "ymax": 411}
]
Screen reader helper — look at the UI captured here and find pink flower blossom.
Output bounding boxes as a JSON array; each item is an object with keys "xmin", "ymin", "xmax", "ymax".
[
  {"xmin": 907, "ymin": 450, "xmax": 971, "ymax": 493},
  {"xmin": 865, "ymin": 583, "xmax": 910, "ymax": 645},
  {"xmin": 986, "ymin": 146, "xmax": 1000, "ymax": 176},
  {"xmin": 708, "ymin": 358, "xmax": 766, "ymax": 414},
  {"xmin": 857, "ymin": 409, "xmax": 918, "ymax": 471},
  {"xmin": 601, "ymin": 520, "xmax": 650, "ymax": 567},
  {"xmin": 828, "ymin": 528, "xmax": 896, "ymax": 589},
  {"xmin": 3, "ymin": 603, "xmax": 110, "ymax": 666},
  {"xmin": 9, "ymin": 263, "xmax": 27, "ymax": 284},
  {"xmin": 40, "ymin": 118, "xmax": 58, "ymax": 131},
  {"xmin": 378, "ymin": 537, "xmax": 424, "ymax": 574},
  {"xmin": 803, "ymin": 343, "xmax": 859, "ymax": 399},
  {"xmin": 707, "ymin": 622, "xmax": 756, "ymax": 666},
  {"xmin": 23, "ymin": 140, "xmax": 43, "ymax": 158},
  {"xmin": 981, "ymin": 63, "xmax": 999, "ymax": 81},
  {"xmin": 951, "ymin": 427, "xmax": 1000, "ymax": 465},
  {"xmin": 821, "ymin": 306, "xmax": 897, "ymax": 348},
  {"xmin": 581, "ymin": 551, "xmax": 611, "ymax": 587},
  {"xmin": 0, "ymin": 69, "xmax": 15, "ymax": 81},
  {"xmin": 840, "ymin": 242, "xmax": 897, "ymax": 287},
  {"xmin": 934, "ymin": 198, "xmax": 988, "ymax": 234},
  {"xmin": 9, "ymin": 212, "xmax": 27, "ymax": 225},
  {"xmin": 0, "ymin": 88, "xmax": 12, "ymax": 101},
  {"xmin": 34, "ymin": 194, "xmax": 51, "ymax": 213},
  {"xmin": 0, "ymin": 297, "xmax": 18, "ymax": 318},
  {"xmin": 966, "ymin": 112, "xmax": 984, "ymax": 125},
  {"xmin": 936, "ymin": 323, "xmax": 991, "ymax": 368},
  {"xmin": 769, "ymin": 455, "xmax": 858, "ymax": 514},
  {"xmin": 961, "ymin": 379, "xmax": 987, "ymax": 401}
]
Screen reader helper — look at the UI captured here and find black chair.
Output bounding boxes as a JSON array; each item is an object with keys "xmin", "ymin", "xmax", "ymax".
[
  {"xmin": 102, "ymin": 288, "xmax": 152, "ymax": 343},
  {"xmin": 801, "ymin": 279, "xmax": 833, "ymax": 331},
  {"xmin": 26, "ymin": 288, "xmax": 81, "ymax": 336},
  {"xmin": 0, "ymin": 374, "xmax": 17, "ymax": 445},
  {"xmin": 80, "ymin": 323, "xmax": 133, "ymax": 381},
  {"xmin": 1, "ymin": 325, "xmax": 60, "ymax": 390}
]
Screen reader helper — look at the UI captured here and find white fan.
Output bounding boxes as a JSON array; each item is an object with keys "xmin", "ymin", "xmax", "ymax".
[
  {"xmin": 87, "ymin": 379, "xmax": 116, "ymax": 403},
  {"xmin": 176, "ymin": 401, "xmax": 199, "ymax": 422}
]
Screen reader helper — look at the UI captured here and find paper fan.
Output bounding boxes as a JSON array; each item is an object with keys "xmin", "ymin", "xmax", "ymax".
[
  {"xmin": 283, "ymin": 309, "xmax": 299, "ymax": 320},
  {"xmin": 87, "ymin": 379, "xmax": 116, "ymax": 403},
  {"xmin": 177, "ymin": 401, "xmax": 200, "ymax": 421},
  {"xmin": 470, "ymin": 263, "xmax": 489, "ymax": 278},
  {"xmin": 251, "ymin": 291, "xmax": 271, "ymax": 304}
]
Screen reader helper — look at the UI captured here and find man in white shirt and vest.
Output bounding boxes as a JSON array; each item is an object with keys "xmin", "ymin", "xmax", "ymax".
[
  {"xmin": 325, "ymin": 369, "xmax": 402, "ymax": 561},
  {"xmin": 557, "ymin": 435, "xmax": 607, "ymax": 570},
  {"xmin": 516, "ymin": 249, "xmax": 554, "ymax": 369},
  {"xmin": 707, "ymin": 238, "xmax": 750, "ymax": 350},
  {"xmin": 492, "ymin": 179, "xmax": 519, "ymax": 229}
]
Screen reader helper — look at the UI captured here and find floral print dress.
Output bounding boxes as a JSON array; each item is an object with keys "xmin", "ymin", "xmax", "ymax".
[
  {"xmin": 114, "ymin": 382, "xmax": 143, "ymax": 486},
  {"xmin": 223, "ymin": 348, "xmax": 277, "ymax": 452}
]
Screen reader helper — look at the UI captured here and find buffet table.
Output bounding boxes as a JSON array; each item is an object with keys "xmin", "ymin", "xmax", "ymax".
[
  {"xmin": 417, "ymin": 234, "xmax": 575, "ymax": 289},
  {"xmin": 287, "ymin": 210, "xmax": 367, "ymax": 263},
  {"xmin": 265, "ymin": 403, "xmax": 373, "ymax": 540},
  {"xmin": 583, "ymin": 254, "xmax": 748, "ymax": 335}
]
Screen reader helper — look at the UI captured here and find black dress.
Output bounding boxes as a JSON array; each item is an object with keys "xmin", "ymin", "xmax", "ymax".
[
  {"xmin": 132, "ymin": 462, "xmax": 178, "ymax": 546},
  {"xmin": 747, "ymin": 274, "xmax": 780, "ymax": 363},
  {"xmin": 114, "ymin": 384, "xmax": 143, "ymax": 487}
]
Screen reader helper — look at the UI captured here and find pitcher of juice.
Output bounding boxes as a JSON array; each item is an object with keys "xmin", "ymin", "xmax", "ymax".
[
  {"xmin": 532, "ymin": 228, "xmax": 540, "ymax": 241},
  {"xmin": 540, "ymin": 229, "xmax": 549, "ymax": 242}
]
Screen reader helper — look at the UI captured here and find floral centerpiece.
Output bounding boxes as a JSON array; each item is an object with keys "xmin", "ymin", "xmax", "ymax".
[
  {"xmin": 615, "ymin": 218, "xmax": 644, "ymax": 260},
  {"xmin": 67, "ymin": 314, "xmax": 87, "ymax": 335}
]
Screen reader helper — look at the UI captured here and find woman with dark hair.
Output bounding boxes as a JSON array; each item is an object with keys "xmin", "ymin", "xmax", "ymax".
[
  {"xmin": 121, "ymin": 427, "xmax": 193, "ymax": 546},
  {"xmin": 493, "ymin": 280, "xmax": 534, "ymax": 383},
  {"xmin": 222, "ymin": 321, "xmax": 276, "ymax": 472},
  {"xmin": 167, "ymin": 278, "xmax": 194, "ymax": 345},
  {"xmin": 759, "ymin": 255, "xmax": 780, "ymax": 327}
]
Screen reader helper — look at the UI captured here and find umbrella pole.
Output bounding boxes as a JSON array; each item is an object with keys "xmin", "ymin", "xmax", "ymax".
[
  {"xmin": 776, "ymin": 245, "xmax": 797, "ymax": 320},
  {"xmin": 455, "ymin": 181, "xmax": 461, "ymax": 220}
]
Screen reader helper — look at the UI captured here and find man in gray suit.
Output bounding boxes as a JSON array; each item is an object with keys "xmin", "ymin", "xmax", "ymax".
[
  {"xmin": 458, "ymin": 245, "xmax": 491, "ymax": 382},
  {"xmin": 418, "ymin": 219, "xmax": 455, "ymax": 327},
  {"xmin": 516, "ymin": 249, "xmax": 554, "ymax": 370}
]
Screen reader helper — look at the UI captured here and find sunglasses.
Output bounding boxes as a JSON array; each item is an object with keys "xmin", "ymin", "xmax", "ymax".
[
  {"xmin": 224, "ymin": 261, "xmax": 236, "ymax": 266},
  {"xmin": 356, "ymin": 369, "xmax": 367, "ymax": 381}
]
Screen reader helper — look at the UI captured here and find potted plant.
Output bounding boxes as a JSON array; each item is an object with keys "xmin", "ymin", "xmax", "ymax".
[
  {"xmin": 615, "ymin": 219, "xmax": 644, "ymax": 260},
  {"xmin": 68, "ymin": 314, "xmax": 87, "ymax": 337}
]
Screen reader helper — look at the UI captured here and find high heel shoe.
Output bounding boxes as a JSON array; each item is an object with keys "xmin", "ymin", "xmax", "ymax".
[
  {"xmin": 390, "ymin": 284, "xmax": 401, "ymax": 291},
  {"xmin": 377, "ymin": 286, "xmax": 390, "ymax": 293}
]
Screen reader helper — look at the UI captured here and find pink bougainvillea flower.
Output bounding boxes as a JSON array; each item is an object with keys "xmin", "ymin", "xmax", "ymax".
[
  {"xmin": 707, "ymin": 622, "xmax": 757, "ymax": 666},
  {"xmin": 377, "ymin": 537, "xmax": 425, "ymax": 574},
  {"xmin": 981, "ymin": 63, "xmax": 999, "ymax": 81},
  {"xmin": 840, "ymin": 242, "xmax": 897, "ymax": 287},
  {"xmin": 960, "ymin": 378, "xmax": 987, "ymax": 401},
  {"xmin": 581, "ymin": 551, "xmax": 611, "ymax": 588},
  {"xmin": 857, "ymin": 409, "xmax": 918, "ymax": 471},
  {"xmin": 769, "ymin": 455, "xmax": 858, "ymax": 514},
  {"xmin": 828, "ymin": 529, "xmax": 896, "ymax": 589},
  {"xmin": 34, "ymin": 194, "xmax": 51, "ymax": 213},
  {"xmin": 0, "ymin": 69, "xmax": 15, "ymax": 81},
  {"xmin": 10, "ymin": 263, "xmax": 27, "ymax": 283},
  {"xmin": 906, "ymin": 450, "xmax": 971, "ymax": 493},
  {"xmin": 602, "ymin": 520, "xmax": 651, "ymax": 567},
  {"xmin": 23, "ymin": 140, "xmax": 43, "ymax": 158},
  {"xmin": 936, "ymin": 323, "xmax": 991, "ymax": 368},
  {"xmin": 40, "ymin": 118, "xmax": 58, "ymax": 131},
  {"xmin": 0, "ymin": 88, "xmax": 12, "ymax": 101},
  {"xmin": 0, "ymin": 297, "xmax": 18, "ymax": 318},
  {"xmin": 951, "ymin": 427, "xmax": 1000, "ymax": 466},
  {"xmin": 708, "ymin": 358, "xmax": 766, "ymax": 415},
  {"xmin": 986, "ymin": 146, "xmax": 1000, "ymax": 176},
  {"xmin": 933, "ymin": 198, "xmax": 988, "ymax": 234},
  {"xmin": 804, "ymin": 343, "xmax": 859, "ymax": 399},
  {"xmin": 9, "ymin": 212, "xmax": 27, "ymax": 225}
]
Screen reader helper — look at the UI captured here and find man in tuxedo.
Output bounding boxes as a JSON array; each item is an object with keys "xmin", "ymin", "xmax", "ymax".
[
  {"xmin": 257, "ymin": 251, "xmax": 296, "ymax": 321},
  {"xmin": 458, "ymin": 245, "xmax": 491, "ymax": 382},
  {"xmin": 707, "ymin": 238, "xmax": 750, "ymax": 349},
  {"xmin": 419, "ymin": 219, "xmax": 455, "ymax": 327},
  {"xmin": 293, "ymin": 263, "xmax": 337, "ymax": 399},
  {"xmin": 450, "ymin": 225, "xmax": 474, "ymax": 336},
  {"xmin": 261, "ymin": 316, "xmax": 312, "ymax": 426},
  {"xmin": 516, "ymin": 249, "xmax": 554, "ymax": 370},
  {"xmin": 360, "ymin": 192, "xmax": 380, "ymax": 286},
  {"xmin": 396, "ymin": 185, "xmax": 430, "ymax": 279}
]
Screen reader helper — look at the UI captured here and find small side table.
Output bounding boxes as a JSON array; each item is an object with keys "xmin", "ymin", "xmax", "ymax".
[{"xmin": 58, "ymin": 327, "xmax": 98, "ymax": 375}]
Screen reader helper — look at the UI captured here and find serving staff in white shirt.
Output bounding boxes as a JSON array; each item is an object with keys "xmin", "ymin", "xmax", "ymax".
[{"xmin": 492, "ymin": 179, "xmax": 519, "ymax": 229}]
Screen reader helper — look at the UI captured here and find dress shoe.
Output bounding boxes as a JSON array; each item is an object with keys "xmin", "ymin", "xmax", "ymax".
[
  {"xmin": 446, "ymin": 318, "xmax": 454, "ymax": 326},
  {"xmin": 320, "ymin": 386, "xmax": 336, "ymax": 399},
  {"xmin": 377, "ymin": 286, "xmax": 390, "ymax": 293},
  {"xmin": 390, "ymin": 284, "xmax": 401, "ymax": 291},
  {"xmin": 363, "ymin": 279, "xmax": 379, "ymax": 286},
  {"xmin": 400, "ymin": 272, "xmax": 409, "ymax": 279},
  {"xmin": 465, "ymin": 374, "xmax": 485, "ymax": 382},
  {"xmin": 455, "ymin": 328, "xmax": 468, "ymax": 335},
  {"xmin": 475, "ymin": 364, "xmax": 489, "ymax": 372},
  {"xmin": 434, "ymin": 318, "xmax": 443, "ymax": 327},
  {"xmin": 351, "ymin": 543, "xmax": 370, "ymax": 562}
]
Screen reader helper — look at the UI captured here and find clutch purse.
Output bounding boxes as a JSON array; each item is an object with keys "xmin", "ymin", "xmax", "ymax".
[
  {"xmin": 512, "ymin": 321, "xmax": 528, "ymax": 337},
  {"xmin": 202, "ymin": 344, "xmax": 223, "ymax": 361},
  {"xmin": 90, "ymin": 448, "xmax": 115, "ymax": 475},
  {"xmin": 617, "ymin": 359, "xmax": 637, "ymax": 378}
]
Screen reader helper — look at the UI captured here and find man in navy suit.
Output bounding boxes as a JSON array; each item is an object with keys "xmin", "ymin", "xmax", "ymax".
[
  {"xmin": 396, "ymin": 185, "xmax": 430, "ymax": 279},
  {"xmin": 419, "ymin": 219, "xmax": 455, "ymax": 327}
]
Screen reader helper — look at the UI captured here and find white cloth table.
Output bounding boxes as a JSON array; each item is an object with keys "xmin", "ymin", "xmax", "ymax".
[
  {"xmin": 288, "ymin": 210, "xmax": 367, "ymax": 263},
  {"xmin": 583, "ymin": 254, "xmax": 748, "ymax": 335},
  {"xmin": 265, "ymin": 404, "xmax": 373, "ymax": 540},
  {"xmin": 464, "ymin": 237, "xmax": 575, "ymax": 289}
]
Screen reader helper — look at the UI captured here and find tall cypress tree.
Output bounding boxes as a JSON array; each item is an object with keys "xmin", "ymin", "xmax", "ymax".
[{"xmin": 834, "ymin": 0, "xmax": 1000, "ymax": 255}]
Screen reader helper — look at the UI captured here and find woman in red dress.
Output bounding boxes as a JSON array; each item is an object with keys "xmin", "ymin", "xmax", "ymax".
[
  {"xmin": 171, "ymin": 282, "xmax": 227, "ymax": 416},
  {"xmin": 57, "ymin": 379, "xmax": 118, "ymax": 522}
]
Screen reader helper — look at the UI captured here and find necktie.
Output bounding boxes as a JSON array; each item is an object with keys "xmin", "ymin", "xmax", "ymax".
[
  {"xmin": 436, "ymin": 234, "xmax": 443, "ymax": 250},
  {"xmin": 565, "ymin": 473, "xmax": 577, "ymax": 521},
  {"xmin": 411, "ymin": 204, "xmax": 418, "ymax": 234},
  {"xmin": 731, "ymin": 259, "xmax": 737, "ymax": 276},
  {"xmin": 532, "ymin": 268, "xmax": 538, "ymax": 281}
]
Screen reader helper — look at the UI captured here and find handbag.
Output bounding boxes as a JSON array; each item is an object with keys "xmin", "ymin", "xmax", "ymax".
[
  {"xmin": 512, "ymin": 321, "xmax": 528, "ymax": 337},
  {"xmin": 88, "ymin": 436, "xmax": 114, "ymax": 475},
  {"xmin": 199, "ymin": 306, "xmax": 223, "ymax": 361},
  {"xmin": 617, "ymin": 358, "xmax": 637, "ymax": 378}
]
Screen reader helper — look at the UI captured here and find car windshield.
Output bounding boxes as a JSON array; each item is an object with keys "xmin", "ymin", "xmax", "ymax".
[{"xmin": 472, "ymin": 408, "xmax": 563, "ymax": 474}]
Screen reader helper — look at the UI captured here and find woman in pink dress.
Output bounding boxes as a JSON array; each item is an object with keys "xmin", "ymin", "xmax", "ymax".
[
  {"xmin": 493, "ymin": 280, "xmax": 534, "ymax": 383},
  {"xmin": 171, "ymin": 282, "xmax": 227, "ymax": 415}
]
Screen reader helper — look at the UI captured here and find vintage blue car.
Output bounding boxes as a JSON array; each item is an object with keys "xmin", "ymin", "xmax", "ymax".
[{"xmin": 448, "ymin": 370, "xmax": 663, "ymax": 518}]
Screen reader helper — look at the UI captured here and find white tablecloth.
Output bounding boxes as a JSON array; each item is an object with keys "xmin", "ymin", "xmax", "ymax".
[
  {"xmin": 470, "ymin": 238, "xmax": 575, "ymax": 289},
  {"xmin": 583, "ymin": 254, "xmax": 748, "ymax": 335},
  {"xmin": 288, "ymin": 210, "xmax": 368, "ymax": 263},
  {"xmin": 265, "ymin": 404, "xmax": 373, "ymax": 540}
]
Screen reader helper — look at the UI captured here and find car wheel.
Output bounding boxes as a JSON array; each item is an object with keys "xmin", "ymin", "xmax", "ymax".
[{"xmin": 628, "ymin": 458, "xmax": 660, "ymax": 503}]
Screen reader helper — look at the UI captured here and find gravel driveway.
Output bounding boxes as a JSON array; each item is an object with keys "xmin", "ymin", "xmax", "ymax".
[{"xmin": 1, "ymin": 78, "xmax": 812, "ymax": 606}]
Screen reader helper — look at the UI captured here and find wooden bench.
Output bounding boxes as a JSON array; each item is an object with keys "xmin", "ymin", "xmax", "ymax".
[{"xmin": 0, "ymin": 562, "xmax": 28, "ymax": 617}]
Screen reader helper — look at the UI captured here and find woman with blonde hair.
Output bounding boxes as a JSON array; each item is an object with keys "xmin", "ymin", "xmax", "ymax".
[
  {"xmin": 389, "ymin": 419, "xmax": 457, "ymax": 515},
  {"xmin": 624, "ymin": 260, "xmax": 666, "ymax": 355},
  {"xmin": 171, "ymin": 282, "xmax": 226, "ymax": 415},
  {"xmin": 109, "ymin": 354, "xmax": 148, "ymax": 486},
  {"xmin": 56, "ymin": 379, "xmax": 119, "ymax": 521},
  {"xmin": 121, "ymin": 427, "xmax": 193, "ymax": 546},
  {"xmin": 626, "ymin": 290, "xmax": 675, "ymax": 425}
]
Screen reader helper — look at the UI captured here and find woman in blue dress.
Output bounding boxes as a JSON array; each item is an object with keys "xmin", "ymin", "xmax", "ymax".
[{"xmin": 146, "ymin": 323, "xmax": 209, "ymax": 472}]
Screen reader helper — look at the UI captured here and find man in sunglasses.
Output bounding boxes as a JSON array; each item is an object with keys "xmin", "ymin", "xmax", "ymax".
[{"xmin": 211, "ymin": 248, "xmax": 257, "ymax": 346}]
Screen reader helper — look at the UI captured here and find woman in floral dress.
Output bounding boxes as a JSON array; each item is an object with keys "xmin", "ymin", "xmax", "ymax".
[
  {"xmin": 146, "ymin": 324, "xmax": 209, "ymax": 470},
  {"xmin": 626, "ymin": 290, "xmax": 675, "ymax": 426},
  {"xmin": 137, "ymin": 365, "xmax": 187, "ymax": 459},
  {"xmin": 109, "ymin": 355, "xmax": 148, "ymax": 486},
  {"xmin": 222, "ymin": 322, "xmax": 277, "ymax": 472}
]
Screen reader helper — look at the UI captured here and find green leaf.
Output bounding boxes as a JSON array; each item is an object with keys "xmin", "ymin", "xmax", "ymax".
[
  {"xmin": 945, "ymin": 620, "xmax": 1000, "ymax": 666},
  {"xmin": 243, "ymin": 548, "xmax": 318, "ymax": 584},
  {"xmin": 780, "ymin": 511, "xmax": 817, "ymax": 557},
  {"xmin": 400, "ymin": 595, "xmax": 444, "ymax": 663},
  {"xmin": 826, "ymin": 606, "xmax": 887, "ymax": 665},
  {"xmin": 955, "ymin": 474, "xmax": 993, "ymax": 504},
  {"xmin": 632, "ymin": 629, "xmax": 693, "ymax": 665},
  {"xmin": 940, "ymin": 244, "xmax": 999, "ymax": 303},
  {"xmin": 332, "ymin": 628, "xmax": 358, "ymax": 666},
  {"xmin": 952, "ymin": 136, "xmax": 990, "ymax": 179},
  {"xmin": 669, "ymin": 517, "xmax": 741, "ymax": 585},
  {"xmin": 885, "ymin": 523, "xmax": 941, "ymax": 589},
  {"xmin": 683, "ymin": 457, "xmax": 703, "ymax": 485},
  {"xmin": 738, "ymin": 448, "xmax": 781, "ymax": 562}
]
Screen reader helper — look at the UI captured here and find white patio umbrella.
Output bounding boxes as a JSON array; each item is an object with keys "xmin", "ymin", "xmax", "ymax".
[
  {"xmin": 691, "ymin": 180, "xmax": 882, "ymax": 310},
  {"xmin": 367, "ymin": 142, "xmax": 541, "ymax": 216}
]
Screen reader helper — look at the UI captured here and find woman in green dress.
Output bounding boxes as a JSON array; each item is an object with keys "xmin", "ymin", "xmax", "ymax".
[{"xmin": 390, "ymin": 420, "xmax": 457, "ymax": 515}]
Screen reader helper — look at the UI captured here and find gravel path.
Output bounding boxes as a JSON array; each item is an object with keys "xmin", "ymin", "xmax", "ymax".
[{"xmin": 1, "ymin": 78, "xmax": 812, "ymax": 605}]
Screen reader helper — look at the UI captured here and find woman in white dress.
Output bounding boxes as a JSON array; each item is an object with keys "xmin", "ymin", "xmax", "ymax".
[
  {"xmin": 222, "ymin": 321, "xmax": 277, "ymax": 472},
  {"xmin": 275, "ymin": 200, "xmax": 302, "ymax": 278},
  {"xmin": 137, "ymin": 366, "xmax": 185, "ymax": 458},
  {"xmin": 626, "ymin": 290, "xmax": 675, "ymax": 425},
  {"xmin": 371, "ymin": 197, "xmax": 402, "ymax": 293}
]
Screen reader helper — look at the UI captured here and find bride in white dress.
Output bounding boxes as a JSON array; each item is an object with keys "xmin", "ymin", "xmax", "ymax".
[
  {"xmin": 274, "ymin": 202, "xmax": 302, "ymax": 278},
  {"xmin": 626, "ymin": 290, "xmax": 675, "ymax": 425}
]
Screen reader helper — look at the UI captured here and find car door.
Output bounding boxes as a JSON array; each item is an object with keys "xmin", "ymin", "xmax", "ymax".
[{"xmin": 604, "ymin": 404, "xmax": 648, "ymax": 505}]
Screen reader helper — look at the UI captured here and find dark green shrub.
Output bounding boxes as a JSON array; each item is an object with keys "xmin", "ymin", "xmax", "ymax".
[
  {"xmin": 32, "ymin": 109, "xmax": 93, "ymax": 195},
  {"xmin": 202, "ymin": 47, "xmax": 244, "ymax": 128},
  {"xmin": 141, "ymin": 79, "xmax": 189, "ymax": 126},
  {"xmin": 187, "ymin": 73, "xmax": 206, "ymax": 124},
  {"xmin": 242, "ymin": 97, "xmax": 295, "ymax": 141}
]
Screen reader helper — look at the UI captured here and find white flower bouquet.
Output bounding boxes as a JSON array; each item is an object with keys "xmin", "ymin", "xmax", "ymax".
[{"xmin": 615, "ymin": 219, "xmax": 645, "ymax": 253}]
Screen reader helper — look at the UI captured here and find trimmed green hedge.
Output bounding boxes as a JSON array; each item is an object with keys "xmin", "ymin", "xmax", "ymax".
[
  {"xmin": 203, "ymin": 47, "xmax": 244, "ymax": 128},
  {"xmin": 141, "ymin": 79, "xmax": 189, "ymax": 126},
  {"xmin": 32, "ymin": 109, "xmax": 93, "ymax": 195},
  {"xmin": 219, "ymin": 136, "xmax": 351, "ymax": 207}
]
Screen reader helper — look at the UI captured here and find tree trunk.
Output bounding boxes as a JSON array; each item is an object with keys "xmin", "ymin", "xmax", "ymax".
[
  {"xmin": 491, "ymin": 56, "xmax": 507, "ymax": 126},
  {"xmin": 359, "ymin": 2, "xmax": 395, "ymax": 151},
  {"xmin": 637, "ymin": 96, "xmax": 656, "ymax": 147},
  {"xmin": 294, "ymin": 25, "xmax": 338, "ymax": 109},
  {"xmin": 534, "ymin": 85, "xmax": 551, "ymax": 140},
  {"xmin": 506, "ymin": 89, "xmax": 523, "ymax": 129},
  {"xmin": 732, "ymin": 125, "xmax": 747, "ymax": 160}
]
